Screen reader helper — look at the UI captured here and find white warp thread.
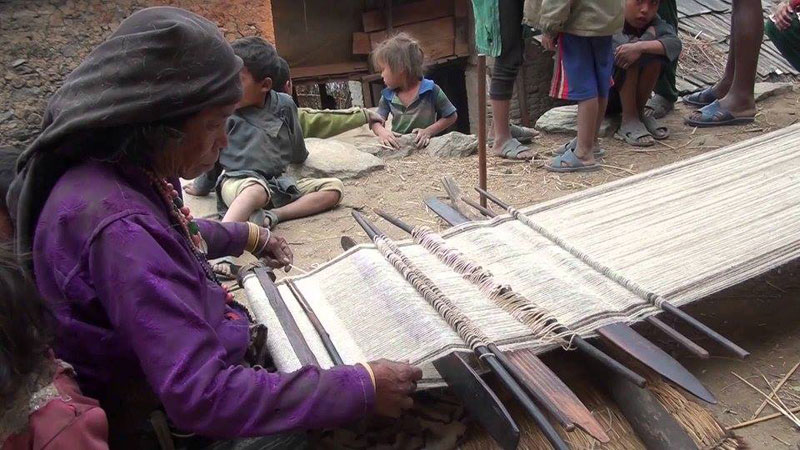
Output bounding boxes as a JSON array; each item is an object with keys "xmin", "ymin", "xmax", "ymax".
[
  {"xmin": 411, "ymin": 226, "xmax": 573, "ymax": 349},
  {"xmin": 374, "ymin": 235, "xmax": 490, "ymax": 350}
]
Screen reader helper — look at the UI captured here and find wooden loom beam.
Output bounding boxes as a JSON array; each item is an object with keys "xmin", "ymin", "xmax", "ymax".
[
  {"xmin": 352, "ymin": 211, "xmax": 570, "ymax": 450},
  {"xmin": 285, "ymin": 279, "xmax": 344, "ymax": 366},
  {"xmin": 250, "ymin": 267, "xmax": 319, "ymax": 367}
]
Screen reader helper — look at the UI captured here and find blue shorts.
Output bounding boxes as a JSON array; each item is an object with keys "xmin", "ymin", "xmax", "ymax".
[{"xmin": 550, "ymin": 34, "xmax": 614, "ymax": 101}]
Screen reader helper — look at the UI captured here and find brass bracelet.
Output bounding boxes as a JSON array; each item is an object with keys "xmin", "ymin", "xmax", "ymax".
[
  {"xmin": 358, "ymin": 362, "xmax": 377, "ymax": 393},
  {"xmin": 246, "ymin": 222, "xmax": 260, "ymax": 253}
]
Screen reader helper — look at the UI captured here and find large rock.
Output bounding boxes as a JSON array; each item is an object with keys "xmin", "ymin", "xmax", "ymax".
[
  {"xmin": 286, "ymin": 138, "xmax": 384, "ymax": 180},
  {"xmin": 355, "ymin": 132, "xmax": 478, "ymax": 158},
  {"xmin": 355, "ymin": 134, "xmax": 416, "ymax": 159},
  {"xmin": 535, "ymin": 105, "xmax": 618, "ymax": 137},
  {"xmin": 754, "ymin": 82, "xmax": 794, "ymax": 102},
  {"xmin": 425, "ymin": 131, "xmax": 478, "ymax": 157}
]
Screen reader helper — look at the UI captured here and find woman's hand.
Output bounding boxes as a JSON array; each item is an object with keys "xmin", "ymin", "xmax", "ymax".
[
  {"xmin": 368, "ymin": 359, "xmax": 423, "ymax": 417},
  {"xmin": 254, "ymin": 228, "xmax": 293, "ymax": 270}
]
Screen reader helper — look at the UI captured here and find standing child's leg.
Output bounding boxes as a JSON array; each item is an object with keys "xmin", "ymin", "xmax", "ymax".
[
  {"xmin": 593, "ymin": 36, "xmax": 614, "ymax": 150},
  {"xmin": 718, "ymin": 0, "xmax": 762, "ymax": 115},
  {"xmin": 686, "ymin": 0, "xmax": 762, "ymax": 125},
  {"xmin": 491, "ymin": 0, "xmax": 535, "ymax": 160},
  {"xmin": 575, "ymin": 98, "xmax": 599, "ymax": 163},
  {"xmin": 547, "ymin": 34, "xmax": 602, "ymax": 171}
]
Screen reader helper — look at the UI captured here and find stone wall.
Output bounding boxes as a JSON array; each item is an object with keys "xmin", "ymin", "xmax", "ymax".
[{"xmin": 0, "ymin": 0, "xmax": 274, "ymax": 149}]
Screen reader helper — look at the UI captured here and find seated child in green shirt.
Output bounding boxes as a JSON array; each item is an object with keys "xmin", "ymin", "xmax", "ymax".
[{"xmin": 370, "ymin": 33, "xmax": 458, "ymax": 149}]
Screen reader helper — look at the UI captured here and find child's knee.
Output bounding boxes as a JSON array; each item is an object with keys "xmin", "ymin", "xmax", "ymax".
[
  {"xmin": 323, "ymin": 180, "xmax": 344, "ymax": 205},
  {"xmin": 240, "ymin": 184, "xmax": 270, "ymax": 207}
]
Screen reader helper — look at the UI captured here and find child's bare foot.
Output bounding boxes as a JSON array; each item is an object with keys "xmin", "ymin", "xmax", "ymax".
[{"xmin": 183, "ymin": 182, "xmax": 207, "ymax": 196}]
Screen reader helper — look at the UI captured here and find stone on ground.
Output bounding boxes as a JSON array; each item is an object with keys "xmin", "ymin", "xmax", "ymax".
[
  {"xmin": 754, "ymin": 82, "xmax": 794, "ymax": 102},
  {"xmin": 535, "ymin": 105, "xmax": 618, "ymax": 137},
  {"xmin": 425, "ymin": 131, "xmax": 478, "ymax": 157},
  {"xmin": 286, "ymin": 138, "xmax": 384, "ymax": 180}
]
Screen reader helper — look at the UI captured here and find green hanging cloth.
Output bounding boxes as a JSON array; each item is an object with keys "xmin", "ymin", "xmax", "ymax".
[{"xmin": 471, "ymin": 0, "xmax": 502, "ymax": 57}]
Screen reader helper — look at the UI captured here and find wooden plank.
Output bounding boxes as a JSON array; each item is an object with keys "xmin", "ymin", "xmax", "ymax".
[
  {"xmin": 370, "ymin": 17, "xmax": 455, "ymax": 62},
  {"xmin": 608, "ymin": 375, "xmax": 700, "ymax": 450},
  {"xmin": 425, "ymin": 196, "xmax": 470, "ymax": 226},
  {"xmin": 454, "ymin": 0, "xmax": 470, "ymax": 56},
  {"xmin": 597, "ymin": 323, "xmax": 716, "ymax": 404},
  {"xmin": 253, "ymin": 267, "xmax": 319, "ymax": 367},
  {"xmin": 505, "ymin": 349, "xmax": 611, "ymax": 443},
  {"xmin": 362, "ymin": 0, "xmax": 454, "ymax": 32},
  {"xmin": 353, "ymin": 32, "xmax": 371, "ymax": 55},
  {"xmin": 291, "ymin": 62, "xmax": 369, "ymax": 80},
  {"xmin": 433, "ymin": 352, "xmax": 520, "ymax": 450}
]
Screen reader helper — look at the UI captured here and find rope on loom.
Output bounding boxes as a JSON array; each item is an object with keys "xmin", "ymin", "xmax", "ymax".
[
  {"xmin": 506, "ymin": 207, "xmax": 669, "ymax": 308},
  {"xmin": 411, "ymin": 226, "xmax": 575, "ymax": 349},
  {"xmin": 373, "ymin": 235, "xmax": 490, "ymax": 350}
]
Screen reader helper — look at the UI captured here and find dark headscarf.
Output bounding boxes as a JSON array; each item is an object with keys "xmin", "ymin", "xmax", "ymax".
[{"xmin": 8, "ymin": 7, "xmax": 243, "ymax": 268}]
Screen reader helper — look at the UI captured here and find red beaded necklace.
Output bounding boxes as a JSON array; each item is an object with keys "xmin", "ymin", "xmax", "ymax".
[{"xmin": 148, "ymin": 174, "xmax": 240, "ymax": 307}]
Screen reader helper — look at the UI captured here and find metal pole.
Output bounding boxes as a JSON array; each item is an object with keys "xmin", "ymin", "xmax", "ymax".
[{"xmin": 477, "ymin": 54, "xmax": 487, "ymax": 207}]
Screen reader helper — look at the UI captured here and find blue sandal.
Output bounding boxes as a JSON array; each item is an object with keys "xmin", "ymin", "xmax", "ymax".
[
  {"xmin": 546, "ymin": 148, "xmax": 600, "ymax": 173},
  {"xmin": 497, "ymin": 138, "xmax": 534, "ymax": 160},
  {"xmin": 683, "ymin": 87, "xmax": 718, "ymax": 108},
  {"xmin": 553, "ymin": 137, "xmax": 606, "ymax": 157},
  {"xmin": 684, "ymin": 100, "xmax": 755, "ymax": 128}
]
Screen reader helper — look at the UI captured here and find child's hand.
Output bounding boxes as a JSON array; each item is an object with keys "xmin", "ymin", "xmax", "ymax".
[
  {"xmin": 615, "ymin": 43, "xmax": 642, "ymax": 69},
  {"xmin": 412, "ymin": 128, "xmax": 432, "ymax": 148},
  {"xmin": 376, "ymin": 127, "xmax": 400, "ymax": 149},
  {"xmin": 541, "ymin": 33, "xmax": 558, "ymax": 51},
  {"xmin": 364, "ymin": 108, "xmax": 386, "ymax": 127},
  {"xmin": 773, "ymin": 1, "xmax": 794, "ymax": 30}
]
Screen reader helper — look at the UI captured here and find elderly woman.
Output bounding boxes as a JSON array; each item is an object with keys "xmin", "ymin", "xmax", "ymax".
[{"xmin": 7, "ymin": 7, "xmax": 420, "ymax": 449}]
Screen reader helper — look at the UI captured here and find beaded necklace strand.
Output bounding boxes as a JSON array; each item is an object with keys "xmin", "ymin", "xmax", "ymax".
[{"xmin": 148, "ymin": 174, "xmax": 244, "ymax": 309}]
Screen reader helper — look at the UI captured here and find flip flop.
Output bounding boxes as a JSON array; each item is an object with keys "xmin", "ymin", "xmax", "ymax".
[
  {"xmin": 488, "ymin": 124, "xmax": 539, "ymax": 146},
  {"xmin": 553, "ymin": 137, "xmax": 606, "ymax": 158},
  {"xmin": 683, "ymin": 87, "xmax": 717, "ymax": 108},
  {"xmin": 684, "ymin": 100, "xmax": 755, "ymax": 128},
  {"xmin": 644, "ymin": 94, "xmax": 674, "ymax": 119},
  {"xmin": 614, "ymin": 121, "xmax": 654, "ymax": 147},
  {"xmin": 263, "ymin": 210, "xmax": 280, "ymax": 229},
  {"xmin": 545, "ymin": 148, "xmax": 600, "ymax": 173},
  {"xmin": 641, "ymin": 115, "xmax": 669, "ymax": 140},
  {"xmin": 496, "ymin": 138, "xmax": 534, "ymax": 160}
]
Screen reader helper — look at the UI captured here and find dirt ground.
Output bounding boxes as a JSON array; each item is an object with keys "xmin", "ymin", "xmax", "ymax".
[{"xmin": 186, "ymin": 88, "xmax": 800, "ymax": 448}]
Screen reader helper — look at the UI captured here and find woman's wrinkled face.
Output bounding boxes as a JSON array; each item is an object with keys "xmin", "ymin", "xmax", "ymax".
[{"xmin": 171, "ymin": 103, "xmax": 237, "ymax": 179}]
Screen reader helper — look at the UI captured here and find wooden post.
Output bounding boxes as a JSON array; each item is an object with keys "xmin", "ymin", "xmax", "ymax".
[{"xmin": 477, "ymin": 54, "xmax": 487, "ymax": 207}]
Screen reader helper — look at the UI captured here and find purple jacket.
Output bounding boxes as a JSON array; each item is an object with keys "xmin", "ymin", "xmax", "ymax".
[{"xmin": 33, "ymin": 161, "xmax": 374, "ymax": 438}]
